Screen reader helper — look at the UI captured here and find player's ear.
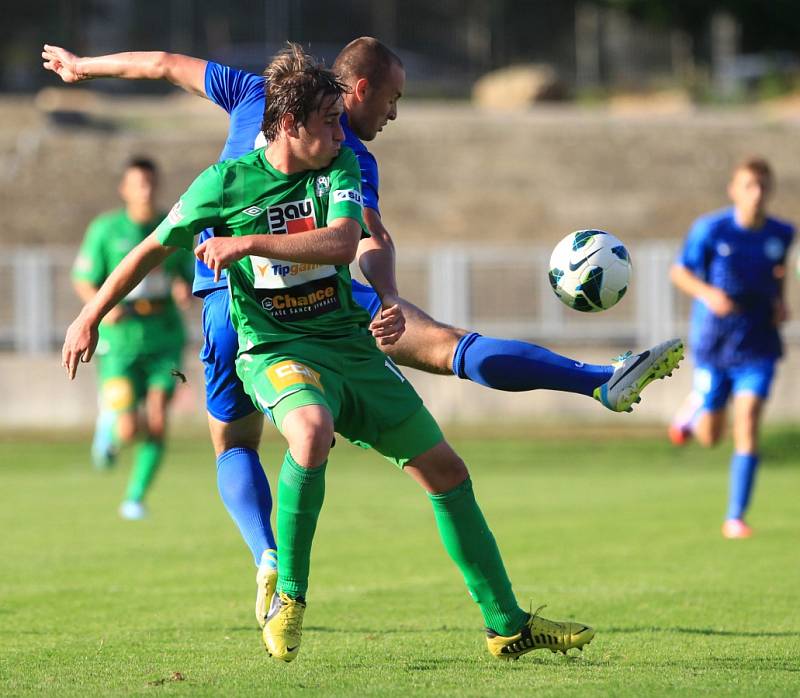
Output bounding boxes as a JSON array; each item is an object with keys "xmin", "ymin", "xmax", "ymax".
[
  {"xmin": 280, "ymin": 113, "xmax": 300, "ymax": 138},
  {"xmin": 353, "ymin": 77, "xmax": 369, "ymax": 103}
]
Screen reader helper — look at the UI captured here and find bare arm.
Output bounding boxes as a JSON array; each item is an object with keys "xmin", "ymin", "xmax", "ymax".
[
  {"xmin": 62, "ymin": 234, "xmax": 175, "ymax": 378},
  {"xmin": 670, "ymin": 263, "xmax": 736, "ymax": 317},
  {"xmin": 194, "ymin": 219, "xmax": 362, "ymax": 281},
  {"xmin": 42, "ymin": 45, "xmax": 208, "ymax": 97},
  {"xmin": 357, "ymin": 207, "xmax": 398, "ymax": 300},
  {"xmin": 72, "ymin": 278, "xmax": 125, "ymax": 323}
]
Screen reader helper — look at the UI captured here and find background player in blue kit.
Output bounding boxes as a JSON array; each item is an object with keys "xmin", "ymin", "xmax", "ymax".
[
  {"xmin": 44, "ymin": 38, "xmax": 681, "ymax": 618},
  {"xmin": 669, "ymin": 157, "xmax": 794, "ymax": 539}
]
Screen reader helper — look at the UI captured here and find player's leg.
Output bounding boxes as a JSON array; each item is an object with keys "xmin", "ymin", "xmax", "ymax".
[
  {"xmin": 94, "ymin": 354, "xmax": 138, "ymax": 469},
  {"xmin": 238, "ymin": 351, "xmax": 341, "ymax": 662},
  {"xmin": 375, "ymin": 408, "xmax": 594, "ymax": 659},
  {"xmin": 689, "ymin": 366, "xmax": 729, "ymax": 448},
  {"xmin": 202, "ymin": 289, "xmax": 277, "ymax": 584},
  {"xmin": 354, "ymin": 281, "xmax": 680, "ymax": 410},
  {"xmin": 722, "ymin": 361, "xmax": 774, "ymax": 538}
]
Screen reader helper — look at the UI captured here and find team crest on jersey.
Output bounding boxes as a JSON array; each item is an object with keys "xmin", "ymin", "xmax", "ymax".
[
  {"xmin": 764, "ymin": 237, "xmax": 785, "ymax": 261},
  {"xmin": 314, "ymin": 175, "xmax": 331, "ymax": 197},
  {"xmin": 268, "ymin": 198, "xmax": 316, "ymax": 234}
]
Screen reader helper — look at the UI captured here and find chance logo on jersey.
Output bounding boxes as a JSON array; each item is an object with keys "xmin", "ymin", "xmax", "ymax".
[{"xmin": 268, "ymin": 199, "xmax": 315, "ymax": 234}]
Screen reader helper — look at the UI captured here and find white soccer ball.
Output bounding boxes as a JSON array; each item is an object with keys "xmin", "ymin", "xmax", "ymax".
[{"xmin": 548, "ymin": 230, "xmax": 631, "ymax": 312}]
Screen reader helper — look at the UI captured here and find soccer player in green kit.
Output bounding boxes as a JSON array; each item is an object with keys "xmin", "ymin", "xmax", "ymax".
[
  {"xmin": 63, "ymin": 44, "xmax": 594, "ymax": 662},
  {"xmin": 71, "ymin": 157, "xmax": 193, "ymax": 519}
]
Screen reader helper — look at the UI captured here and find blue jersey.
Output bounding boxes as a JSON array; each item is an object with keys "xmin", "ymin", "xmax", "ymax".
[
  {"xmin": 678, "ymin": 207, "xmax": 794, "ymax": 366},
  {"xmin": 192, "ymin": 61, "xmax": 380, "ymax": 296}
]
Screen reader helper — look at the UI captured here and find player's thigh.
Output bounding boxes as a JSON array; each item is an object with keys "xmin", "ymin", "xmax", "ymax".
[
  {"xmin": 280, "ymin": 404, "xmax": 335, "ymax": 468},
  {"xmin": 692, "ymin": 365, "xmax": 730, "ymax": 445},
  {"xmin": 207, "ymin": 411, "xmax": 264, "ymax": 457},
  {"xmin": 97, "ymin": 354, "xmax": 139, "ymax": 441},
  {"xmin": 381, "ymin": 298, "xmax": 466, "ymax": 374},
  {"xmin": 200, "ymin": 289, "xmax": 259, "ymax": 424}
]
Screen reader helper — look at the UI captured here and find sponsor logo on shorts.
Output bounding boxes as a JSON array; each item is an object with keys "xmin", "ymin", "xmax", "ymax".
[
  {"xmin": 332, "ymin": 189, "xmax": 363, "ymax": 207},
  {"xmin": 167, "ymin": 200, "xmax": 184, "ymax": 225},
  {"xmin": 266, "ymin": 360, "xmax": 324, "ymax": 393},
  {"xmin": 257, "ymin": 277, "xmax": 340, "ymax": 320},
  {"xmin": 268, "ymin": 199, "xmax": 316, "ymax": 234}
]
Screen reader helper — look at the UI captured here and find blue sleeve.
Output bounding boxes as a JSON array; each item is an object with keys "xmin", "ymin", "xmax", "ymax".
[
  {"xmin": 354, "ymin": 149, "xmax": 380, "ymax": 213},
  {"xmin": 204, "ymin": 61, "xmax": 262, "ymax": 115},
  {"xmin": 678, "ymin": 218, "xmax": 712, "ymax": 278}
]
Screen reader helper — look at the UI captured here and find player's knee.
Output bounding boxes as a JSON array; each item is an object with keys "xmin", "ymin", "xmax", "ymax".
[
  {"xmin": 116, "ymin": 413, "xmax": 137, "ymax": 443},
  {"xmin": 407, "ymin": 441, "xmax": 469, "ymax": 493},
  {"xmin": 282, "ymin": 406, "xmax": 334, "ymax": 468}
]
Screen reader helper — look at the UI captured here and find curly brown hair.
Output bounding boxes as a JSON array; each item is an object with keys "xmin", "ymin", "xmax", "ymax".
[{"xmin": 261, "ymin": 42, "xmax": 349, "ymax": 142}]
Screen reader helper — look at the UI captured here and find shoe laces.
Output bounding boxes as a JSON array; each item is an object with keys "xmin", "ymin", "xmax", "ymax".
[
  {"xmin": 612, "ymin": 350, "xmax": 632, "ymax": 366},
  {"xmin": 527, "ymin": 603, "xmax": 563, "ymax": 636},
  {"xmin": 276, "ymin": 594, "xmax": 304, "ymax": 634}
]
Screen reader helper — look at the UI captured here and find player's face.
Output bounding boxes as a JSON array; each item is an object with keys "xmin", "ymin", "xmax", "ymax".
[
  {"xmin": 352, "ymin": 62, "xmax": 405, "ymax": 141},
  {"xmin": 119, "ymin": 167, "xmax": 156, "ymax": 207},
  {"xmin": 296, "ymin": 94, "xmax": 345, "ymax": 169},
  {"xmin": 728, "ymin": 168, "xmax": 772, "ymax": 217}
]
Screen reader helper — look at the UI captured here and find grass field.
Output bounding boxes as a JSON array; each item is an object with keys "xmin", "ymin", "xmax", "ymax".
[{"xmin": 1, "ymin": 426, "xmax": 798, "ymax": 696}]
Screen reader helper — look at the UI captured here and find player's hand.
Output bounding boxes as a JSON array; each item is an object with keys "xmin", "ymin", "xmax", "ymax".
[
  {"xmin": 369, "ymin": 296, "xmax": 405, "ymax": 346},
  {"xmin": 703, "ymin": 288, "xmax": 737, "ymax": 317},
  {"xmin": 62, "ymin": 312, "xmax": 100, "ymax": 380},
  {"xmin": 194, "ymin": 237, "xmax": 249, "ymax": 282},
  {"xmin": 42, "ymin": 45, "xmax": 86, "ymax": 83}
]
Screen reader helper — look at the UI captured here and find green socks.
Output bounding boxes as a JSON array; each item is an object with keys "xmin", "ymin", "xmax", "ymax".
[
  {"xmin": 124, "ymin": 440, "xmax": 164, "ymax": 503},
  {"xmin": 276, "ymin": 451, "xmax": 327, "ymax": 598},
  {"xmin": 428, "ymin": 478, "xmax": 527, "ymax": 636}
]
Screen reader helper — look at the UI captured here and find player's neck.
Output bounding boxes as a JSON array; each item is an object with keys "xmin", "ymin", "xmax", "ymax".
[
  {"xmin": 734, "ymin": 207, "xmax": 766, "ymax": 230},
  {"xmin": 264, "ymin": 143, "xmax": 312, "ymax": 175},
  {"xmin": 126, "ymin": 203, "xmax": 155, "ymax": 224}
]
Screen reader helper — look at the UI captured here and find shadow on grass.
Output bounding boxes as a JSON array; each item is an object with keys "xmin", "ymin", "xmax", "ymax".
[{"xmin": 605, "ymin": 626, "xmax": 800, "ymax": 638}]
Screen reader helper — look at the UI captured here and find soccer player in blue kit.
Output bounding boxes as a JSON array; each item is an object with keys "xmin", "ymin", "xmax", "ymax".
[
  {"xmin": 45, "ymin": 38, "xmax": 682, "ymax": 619},
  {"xmin": 669, "ymin": 158, "xmax": 794, "ymax": 539}
]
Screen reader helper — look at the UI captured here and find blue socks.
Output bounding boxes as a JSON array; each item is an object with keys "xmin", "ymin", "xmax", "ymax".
[
  {"xmin": 726, "ymin": 452, "xmax": 759, "ymax": 521},
  {"xmin": 453, "ymin": 332, "xmax": 613, "ymax": 395},
  {"xmin": 216, "ymin": 447, "xmax": 277, "ymax": 565}
]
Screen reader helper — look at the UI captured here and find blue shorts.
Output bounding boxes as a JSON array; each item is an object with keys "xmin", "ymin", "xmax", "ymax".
[
  {"xmin": 693, "ymin": 360, "xmax": 777, "ymax": 411},
  {"xmin": 201, "ymin": 282, "xmax": 382, "ymax": 423}
]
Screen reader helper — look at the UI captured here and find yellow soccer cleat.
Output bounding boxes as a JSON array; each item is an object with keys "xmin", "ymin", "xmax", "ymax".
[
  {"xmin": 255, "ymin": 555, "xmax": 278, "ymax": 629},
  {"xmin": 486, "ymin": 606, "xmax": 595, "ymax": 660},
  {"xmin": 262, "ymin": 592, "xmax": 306, "ymax": 662}
]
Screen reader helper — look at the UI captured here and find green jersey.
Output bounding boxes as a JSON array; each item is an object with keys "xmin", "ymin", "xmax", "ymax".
[
  {"xmin": 155, "ymin": 146, "xmax": 369, "ymax": 349},
  {"xmin": 72, "ymin": 209, "xmax": 193, "ymax": 356}
]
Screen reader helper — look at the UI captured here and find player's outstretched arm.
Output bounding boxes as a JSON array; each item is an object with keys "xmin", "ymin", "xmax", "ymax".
[
  {"xmin": 42, "ymin": 44, "xmax": 207, "ymax": 97},
  {"xmin": 357, "ymin": 207, "xmax": 405, "ymax": 345},
  {"xmin": 62, "ymin": 234, "xmax": 175, "ymax": 379}
]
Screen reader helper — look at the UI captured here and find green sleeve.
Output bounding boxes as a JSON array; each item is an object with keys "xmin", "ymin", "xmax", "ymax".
[
  {"xmin": 327, "ymin": 148, "xmax": 368, "ymax": 236},
  {"xmin": 154, "ymin": 165, "xmax": 224, "ymax": 250},
  {"xmin": 71, "ymin": 217, "xmax": 108, "ymax": 286}
]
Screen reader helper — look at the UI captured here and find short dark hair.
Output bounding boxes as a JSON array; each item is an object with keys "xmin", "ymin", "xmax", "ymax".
[
  {"xmin": 333, "ymin": 36, "xmax": 403, "ymax": 87},
  {"xmin": 733, "ymin": 156, "xmax": 773, "ymax": 182},
  {"xmin": 125, "ymin": 156, "xmax": 158, "ymax": 176},
  {"xmin": 261, "ymin": 42, "xmax": 348, "ymax": 141}
]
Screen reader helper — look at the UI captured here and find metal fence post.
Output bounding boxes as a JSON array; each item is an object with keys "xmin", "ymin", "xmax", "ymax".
[
  {"xmin": 13, "ymin": 249, "xmax": 54, "ymax": 354},
  {"xmin": 428, "ymin": 246, "xmax": 470, "ymax": 329}
]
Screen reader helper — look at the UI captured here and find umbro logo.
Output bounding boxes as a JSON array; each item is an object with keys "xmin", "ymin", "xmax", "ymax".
[{"xmin": 243, "ymin": 206, "xmax": 263, "ymax": 217}]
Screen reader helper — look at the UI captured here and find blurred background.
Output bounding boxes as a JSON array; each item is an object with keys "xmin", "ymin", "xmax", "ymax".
[{"xmin": 2, "ymin": 0, "xmax": 800, "ymax": 428}]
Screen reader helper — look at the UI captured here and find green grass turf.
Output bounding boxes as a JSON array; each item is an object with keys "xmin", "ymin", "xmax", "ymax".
[{"xmin": 1, "ymin": 426, "xmax": 799, "ymax": 697}]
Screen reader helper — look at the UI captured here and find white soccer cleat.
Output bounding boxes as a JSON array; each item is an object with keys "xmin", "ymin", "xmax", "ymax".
[
  {"xmin": 594, "ymin": 339, "xmax": 684, "ymax": 413},
  {"xmin": 118, "ymin": 500, "xmax": 147, "ymax": 520}
]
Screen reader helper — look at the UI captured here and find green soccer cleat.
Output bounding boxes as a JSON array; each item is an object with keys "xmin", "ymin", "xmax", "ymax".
[
  {"xmin": 486, "ymin": 606, "xmax": 595, "ymax": 660},
  {"xmin": 594, "ymin": 338, "xmax": 684, "ymax": 413},
  {"xmin": 262, "ymin": 592, "xmax": 306, "ymax": 662},
  {"xmin": 255, "ymin": 552, "xmax": 278, "ymax": 629}
]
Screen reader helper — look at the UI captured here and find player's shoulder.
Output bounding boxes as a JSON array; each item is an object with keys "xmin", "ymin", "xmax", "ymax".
[
  {"xmin": 87, "ymin": 208, "xmax": 126, "ymax": 232},
  {"xmin": 205, "ymin": 61, "xmax": 263, "ymax": 93},
  {"xmin": 765, "ymin": 214, "xmax": 795, "ymax": 239},
  {"xmin": 692, "ymin": 207, "xmax": 733, "ymax": 235}
]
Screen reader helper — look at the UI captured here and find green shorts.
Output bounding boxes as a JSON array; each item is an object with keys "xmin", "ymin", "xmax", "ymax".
[
  {"xmin": 97, "ymin": 348, "xmax": 183, "ymax": 412},
  {"xmin": 237, "ymin": 333, "xmax": 443, "ymax": 467}
]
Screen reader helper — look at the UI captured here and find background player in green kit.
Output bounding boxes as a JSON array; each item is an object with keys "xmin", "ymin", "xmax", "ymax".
[
  {"xmin": 71, "ymin": 157, "xmax": 193, "ymax": 520},
  {"xmin": 63, "ymin": 43, "xmax": 595, "ymax": 663}
]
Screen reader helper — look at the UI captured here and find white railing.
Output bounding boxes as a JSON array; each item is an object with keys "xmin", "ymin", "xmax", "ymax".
[{"xmin": 4, "ymin": 243, "xmax": 799, "ymax": 353}]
